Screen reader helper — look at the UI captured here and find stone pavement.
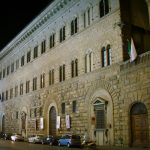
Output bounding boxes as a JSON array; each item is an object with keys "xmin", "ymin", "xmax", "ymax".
[{"xmin": 85, "ymin": 145, "xmax": 149, "ymax": 150}]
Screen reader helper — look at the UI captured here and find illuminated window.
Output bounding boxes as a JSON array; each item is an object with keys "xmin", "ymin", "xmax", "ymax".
[{"xmin": 101, "ymin": 44, "xmax": 112, "ymax": 67}]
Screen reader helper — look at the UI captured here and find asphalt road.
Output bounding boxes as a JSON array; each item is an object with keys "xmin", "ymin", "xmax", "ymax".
[
  {"xmin": 0, "ymin": 140, "xmax": 84, "ymax": 150},
  {"xmin": 1, "ymin": 139, "xmax": 148, "ymax": 150}
]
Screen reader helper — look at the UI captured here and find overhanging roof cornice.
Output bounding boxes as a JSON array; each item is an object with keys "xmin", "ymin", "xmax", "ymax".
[{"xmin": 0, "ymin": 0, "xmax": 72, "ymax": 60}]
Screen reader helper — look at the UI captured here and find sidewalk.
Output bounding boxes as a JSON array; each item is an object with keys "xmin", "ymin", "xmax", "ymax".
[{"xmin": 85, "ymin": 145, "xmax": 149, "ymax": 150}]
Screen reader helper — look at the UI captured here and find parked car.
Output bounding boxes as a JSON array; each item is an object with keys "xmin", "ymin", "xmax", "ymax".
[
  {"xmin": 41, "ymin": 135, "xmax": 60, "ymax": 145},
  {"xmin": 28, "ymin": 135, "xmax": 44, "ymax": 144},
  {"xmin": 58, "ymin": 134, "xmax": 81, "ymax": 148},
  {"xmin": 11, "ymin": 133, "xmax": 24, "ymax": 141},
  {"xmin": 4, "ymin": 133, "xmax": 12, "ymax": 140},
  {"xmin": 0, "ymin": 132, "xmax": 5, "ymax": 139}
]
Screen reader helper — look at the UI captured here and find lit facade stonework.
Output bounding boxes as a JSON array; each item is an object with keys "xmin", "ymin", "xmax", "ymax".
[{"xmin": 0, "ymin": 0, "xmax": 150, "ymax": 147}]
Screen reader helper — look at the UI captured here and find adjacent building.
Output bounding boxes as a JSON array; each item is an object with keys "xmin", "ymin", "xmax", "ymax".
[{"xmin": 0, "ymin": 0, "xmax": 150, "ymax": 147}]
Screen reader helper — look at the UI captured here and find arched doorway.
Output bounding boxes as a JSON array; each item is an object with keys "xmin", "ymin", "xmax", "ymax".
[
  {"xmin": 49, "ymin": 106, "xmax": 56, "ymax": 136},
  {"xmin": 130, "ymin": 102, "xmax": 149, "ymax": 146},
  {"xmin": 21, "ymin": 111, "xmax": 26, "ymax": 137}
]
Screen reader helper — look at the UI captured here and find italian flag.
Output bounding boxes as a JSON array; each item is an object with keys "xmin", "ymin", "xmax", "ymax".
[{"xmin": 127, "ymin": 38, "xmax": 137, "ymax": 62}]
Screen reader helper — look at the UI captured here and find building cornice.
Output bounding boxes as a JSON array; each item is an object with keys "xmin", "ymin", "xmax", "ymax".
[{"xmin": 0, "ymin": 0, "xmax": 73, "ymax": 60}]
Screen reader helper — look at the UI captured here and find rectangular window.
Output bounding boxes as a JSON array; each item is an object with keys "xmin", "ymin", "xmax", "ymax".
[
  {"xmin": 72, "ymin": 100, "xmax": 77, "ymax": 113},
  {"xmin": 7, "ymin": 66, "xmax": 10, "ymax": 75},
  {"xmin": 27, "ymin": 51, "xmax": 31, "ymax": 63},
  {"xmin": 94, "ymin": 103, "xmax": 105, "ymax": 129},
  {"xmin": 88, "ymin": 9, "xmax": 90, "ymax": 25},
  {"xmin": 34, "ymin": 46, "xmax": 38, "ymax": 59},
  {"xmin": 3, "ymin": 68, "xmax": 5, "ymax": 78},
  {"xmin": 30, "ymin": 109, "xmax": 32, "ymax": 118},
  {"xmin": 6, "ymin": 90, "xmax": 8, "ymax": 100},
  {"xmin": 21, "ymin": 55, "xmax": 25, "ymax": 66},
  {"xmin": 39, "ymin": 107, "xmax": 43, "ymax": 117},
  {"xmin": 71, "ymin": 61, "xmax": 74, "ymax": 78},
  {"xmin": 2, "ymin": 92, "xmax": 4, "ymax": 101},
  {"xmin": 15, "ymin": 86, "xmax": 18, "ymax": 97},
  {"xmin": 71, "ymin": 59, "xmax": 78, "ymax": 78},
  {"xmin": 83, "ymin": 12, "xmax": 86, "ymax": 28},
  {"xmin": 63, "ymin": 64, "xmax": 65, "ymax": 81},
  {"xmin": 49, "ymin": 69, "xmax": 54, "ymax": 85},
  {"xmin": 61, "ymin": 103, "xmax": 65, "ymax": 114},
  {"xmin": 59, "ymin": 66, "xmax": 62, "ymax": 82},
  {"xmin": 10, "ymin": 88, "xmax": 13, "ymax": 99},
  {"xmin": 33, "ymin": 77, "xmax": 37, "ymax": 91},
  {"xmin": 41, "ymin": 40, "xmax": 46, "ymax": 54},
  {"xmin": 50, "ymin": 33, "xmax": 55, "ymax": 48},
  {"xmin": 16, "ymin": 59, "xmax": 19, "ymax": 70},
  {"xmin": 40, "ymin": 73, "xmax": 45, "ymax": 88},
  {"xmin": 96, "ymin": 109, "xmax": 105, "ymax": 129},
  {"xmin": 101, "ymin": 47, "xmax": 106, "ymax": 67},
  {"xmin": 107, "ymin": 45, "xmax": 112, "ymax": 66},
  {"xmin": 60, "ymin": 26, "xmax": 65, "ymax": 43},
  {"xmin": 34, "ymin": 108, "xmax": 36, "ymax": 117},
  {"xmin": 26, "ymin": 80, "xmax": 30, "ymax": 93},
  {"xmin": 16, "ymin": 111, "xmax": 19, "ymax": 119},
  {"xmin": 11, "ymin": 63, "xmax": 14, "ymax": 73},
  {"xmin": 59, "ymin": 65, "xmax": 65, "ymax": 82},
  {"xmin": 20, "ymin": 83, "xmax": 23, "ymax": 95}
]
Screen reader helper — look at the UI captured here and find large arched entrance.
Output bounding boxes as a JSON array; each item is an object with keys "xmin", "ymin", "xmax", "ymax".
[
  {"xmin": 49, "ymin": 106, "xmax": 56, "ymax": 136},
  {"xmin": 88, "ymin": 88, "xmax": 114, "ymax": 146},
  {"xmin": 130, "ymin": 102, "xmax": 149, "ymax": 146}
]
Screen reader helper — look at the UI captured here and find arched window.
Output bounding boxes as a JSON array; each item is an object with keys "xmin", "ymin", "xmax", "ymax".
[
  {"xmin": 71, "ymin": 59, "xmax": 78, "ymax": 77},
  {"xmin": 71, "ymin": 17, "xmax": 78, "ymax": 35},
  {"xmin": 107, "ymin": 44, "xmax": 112, "ymax": 66},
  {"xmin": 85, "ymin": 51, "xmax": 93, "ymax": 73},
  {"xmin": 101, "ymin": 47, "xmax": 106, "ymax": 67},
  {"xmin": 59, "ymin": 64, "xmax": 65, "ymax": 82},
  {"xmin": 99, "ymin": 0, "xmax": 109, "ymax": 18},
  {"xmin": 101, "ymin": 44, "xmax": 112, "ymax": 67}
]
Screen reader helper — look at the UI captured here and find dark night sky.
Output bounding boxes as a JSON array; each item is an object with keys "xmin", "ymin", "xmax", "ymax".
[{"xmin": 0, "ymin": 0, "xmax": 53, "ymax": 51}]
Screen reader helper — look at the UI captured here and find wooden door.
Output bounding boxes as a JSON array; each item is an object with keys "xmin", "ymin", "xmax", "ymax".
[
  {"xmin": 131, "ymin": 114, "xmax": 149, "ymax": 145},
  {"xmin": 49, "ymin": 106, "xmax": 56, "ymax": 136},
  {"xmin": 131, "ymin": 103, "xmax": 149, "ymax": 146}
]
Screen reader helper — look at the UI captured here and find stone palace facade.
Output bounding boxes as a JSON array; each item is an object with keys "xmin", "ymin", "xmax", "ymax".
[{"xmin": 0, "ymin": 0, "xmax": 150, "ymax": 147}]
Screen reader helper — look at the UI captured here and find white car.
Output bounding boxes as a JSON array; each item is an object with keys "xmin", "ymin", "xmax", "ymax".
[
  {"xmin": 28, "ymin": 135, "xmax": 44, "ymax": 144},
  {"xmin": 11, "ymin": 133, "xmax": 24, "ymax": 141}
]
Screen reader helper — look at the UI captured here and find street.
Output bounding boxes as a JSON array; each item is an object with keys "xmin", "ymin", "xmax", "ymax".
[
  {"xmin": 0, "ymin": 139, "xmax": 149, "ymax": 150},
  {"xmin": 0, "ymin": 140, "xmax": 83, "ymax": 150}
]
